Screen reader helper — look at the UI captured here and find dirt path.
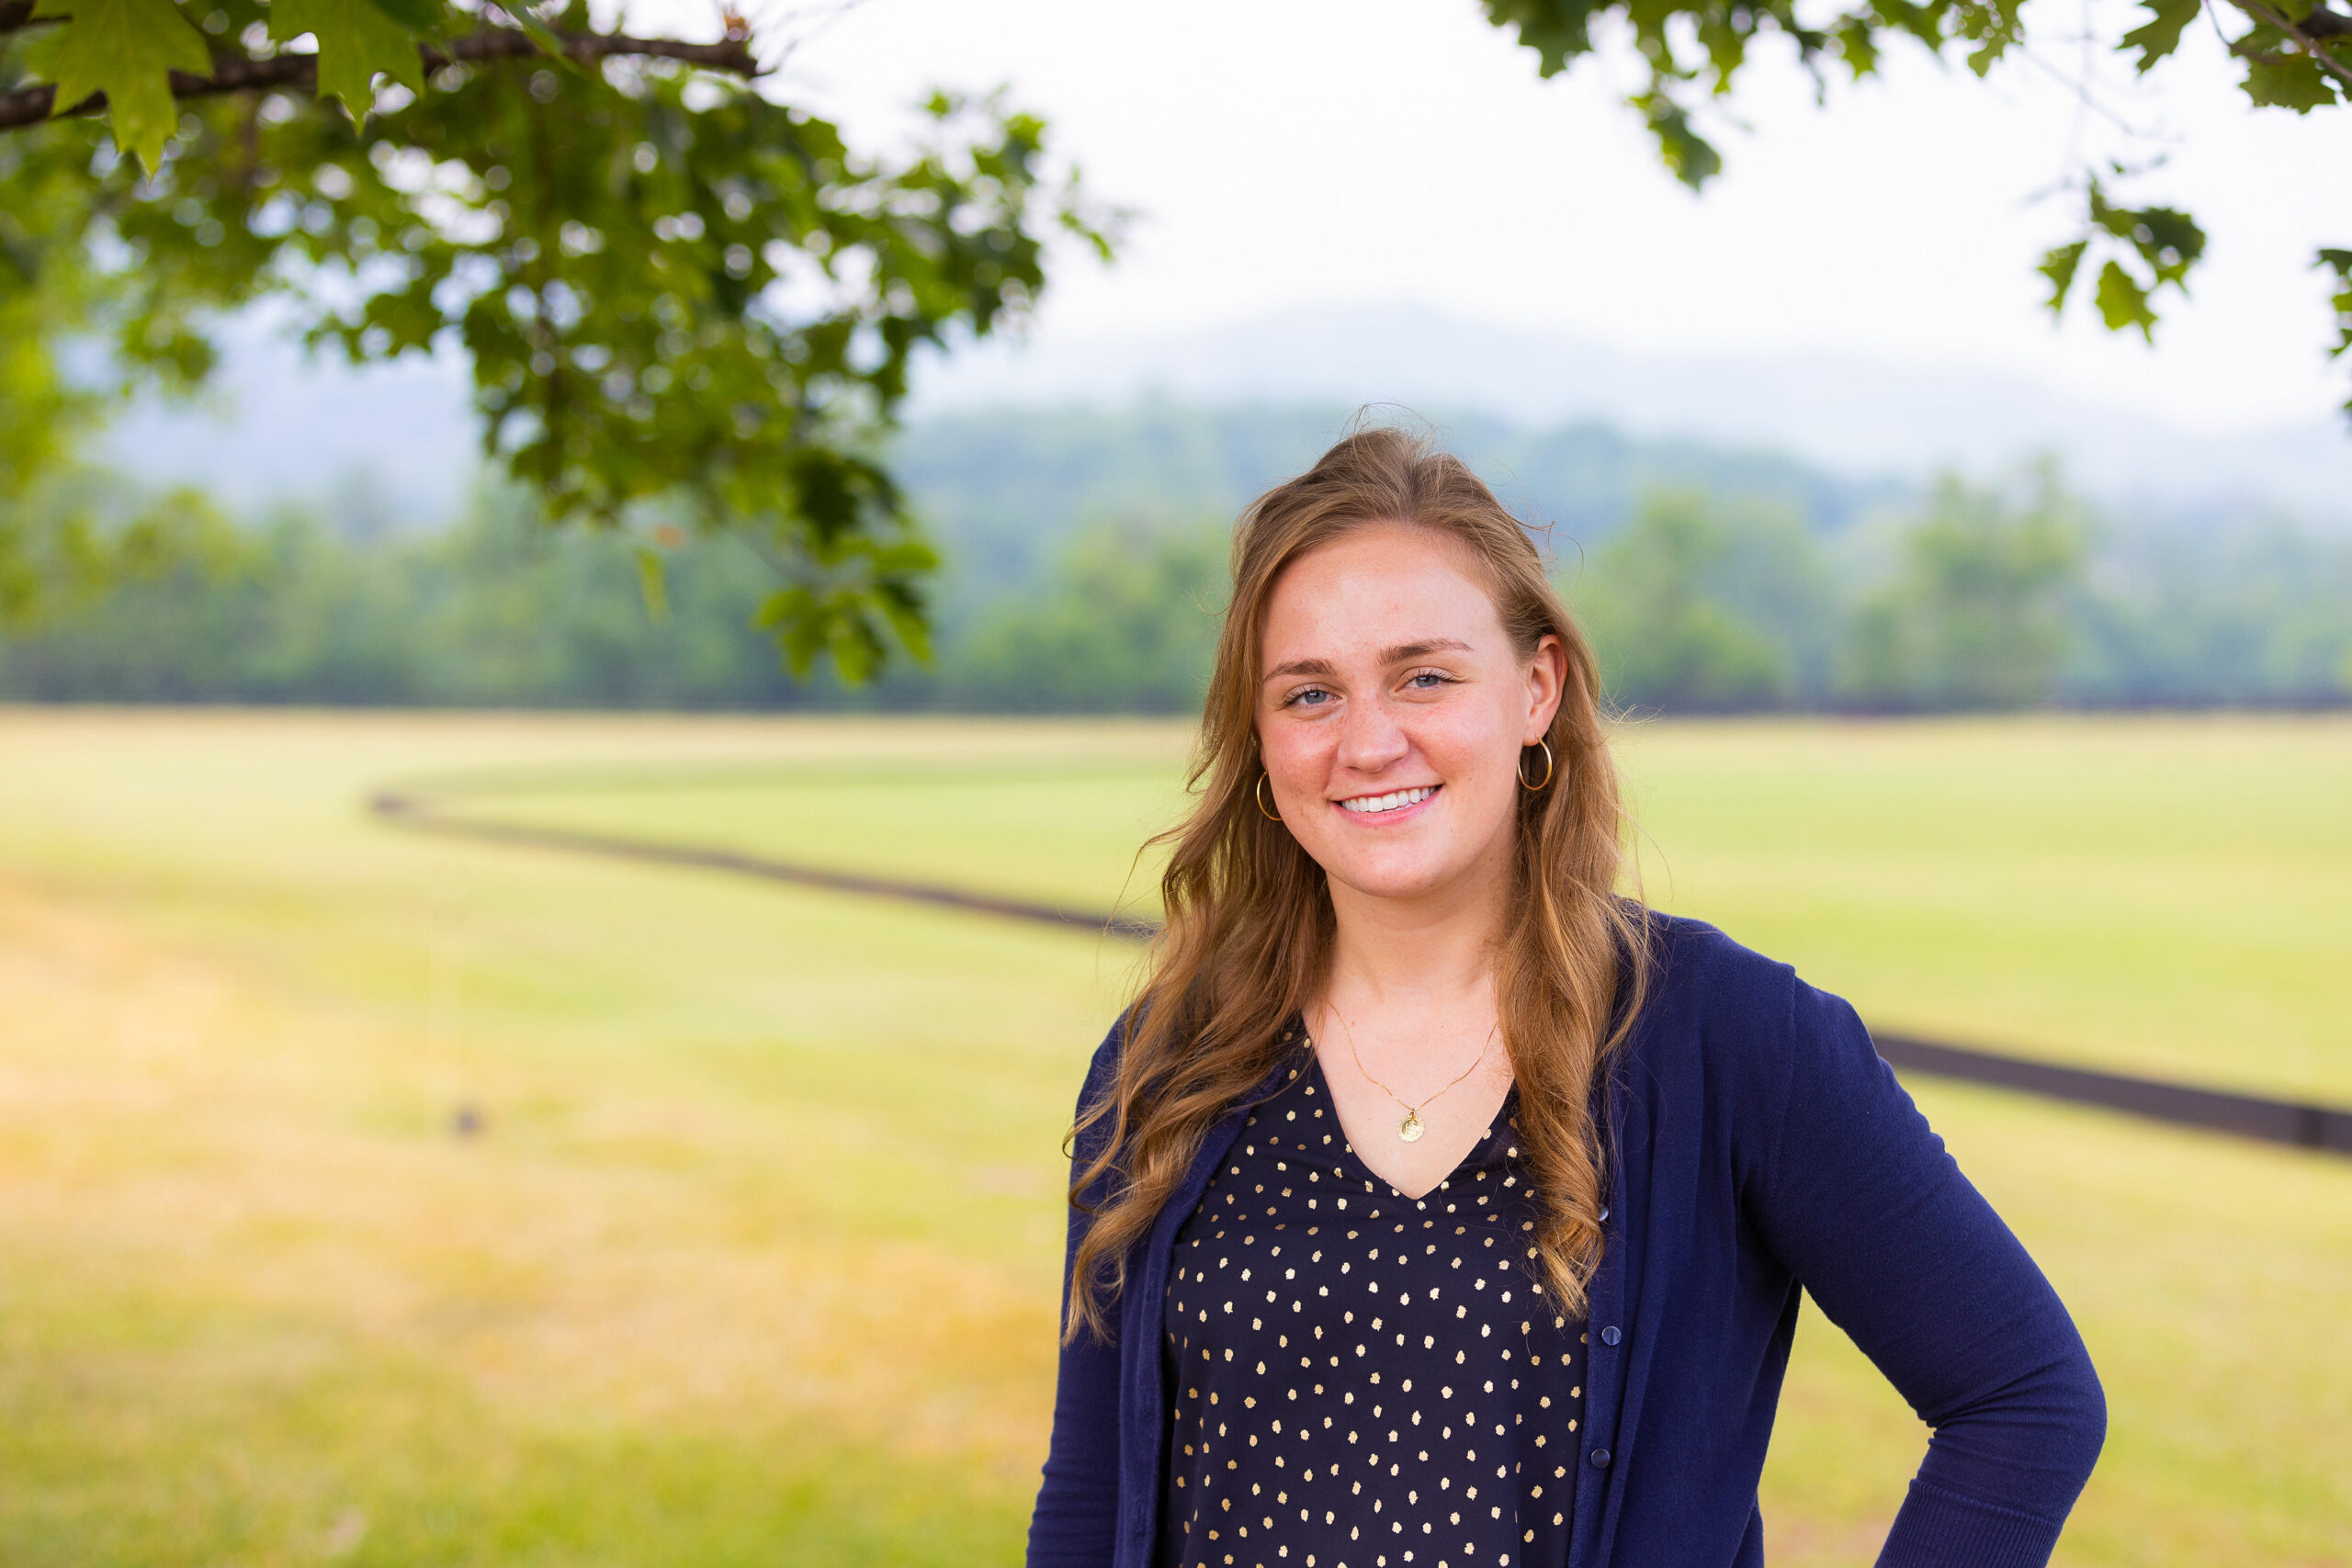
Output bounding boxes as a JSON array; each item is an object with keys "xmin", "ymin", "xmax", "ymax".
[{"xmin": 368, "ymin": 776, "xmax": 2352, "ymax": 1159}]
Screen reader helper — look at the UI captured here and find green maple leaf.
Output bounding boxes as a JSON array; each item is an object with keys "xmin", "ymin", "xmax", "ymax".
[
  {"xmin": 2320, "ymin": 248, "xmax": 2352, "ymax": 361},
  {"xmin": 30, "ymin": 0, "xmax": 212, "ymax": 174},
  {"xmin": 2120, "ymin": 0, "xmax": 2201, "ymax": 72},
  {"xmin": 1635, "ymin": 92, "xmax": 1724, "ymax": 189},
  {"xmin": 269, "ymin": 0, "xmax": 427, "ymax": 120},
  {"xmin": 2244, "ymin": 53, "xmax": 2340, "ymax": 111},
  {"xmin": 2038, "ymin": 240, "xmax": 2088, "ymax": 310},
  {"xmin": 2094, "ymin": 259, "xmax": 2158, "ymax": 340}
]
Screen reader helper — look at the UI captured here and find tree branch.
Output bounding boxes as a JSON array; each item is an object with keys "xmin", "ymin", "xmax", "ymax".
[
  {"xmin": 0, "ymin": 25, "xmax": 761, "ymax": 134},
  {"xmin": 2222, "ymin": 0, "xmax": 2352, "ymax": 86}
]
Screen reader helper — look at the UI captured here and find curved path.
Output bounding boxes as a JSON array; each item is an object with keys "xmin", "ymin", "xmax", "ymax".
[
  {"xmin": 370, "ymin": 786, "xmax": 1159, "ymax": 941},
  {"xmin": 369, "ymin": 782, "xmax": 2352, "ymax": 1158}
]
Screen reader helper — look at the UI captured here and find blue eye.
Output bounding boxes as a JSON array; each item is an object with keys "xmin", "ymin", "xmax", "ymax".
[
  {"xmin": 1289, "ymin": 687, "xmax": 1333, "ymax": 708},
  {"xmin": 1406, "ymin": 671, "xmax": 1451, "ymax": 691}
]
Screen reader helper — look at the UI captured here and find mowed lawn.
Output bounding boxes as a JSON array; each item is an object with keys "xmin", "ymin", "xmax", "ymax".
[
  {"xmin": 0, "ymin": 709, "xmax": 2346, "ymax": 1567},
  {"xmin": 455, "ymin": 714, "xmax": 2352, "ymax": 1103}
]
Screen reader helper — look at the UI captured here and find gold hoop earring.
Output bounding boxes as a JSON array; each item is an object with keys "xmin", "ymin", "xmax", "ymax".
[
  {"xmin": 1519, "ymin": 739, "xmax": 1555, "ymax": 792},
  {"xmin": 1255, "ymin": 773, "xmax": 1283, "ymax": 821}
]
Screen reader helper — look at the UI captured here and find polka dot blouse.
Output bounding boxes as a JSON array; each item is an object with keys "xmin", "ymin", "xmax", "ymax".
[{"xmin": 1159, "ymin": 1048, "xmax": 1585, "ymax": 1568}]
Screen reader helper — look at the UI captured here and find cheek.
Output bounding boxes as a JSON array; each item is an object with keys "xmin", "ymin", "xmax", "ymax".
[
  {"xmin": 1420, "ymin": 715, "xmax": 1534, "ymax": 832},
  {"xmin": 1412, "ymin": 701, "xmax": 1514, "ymax": 780},
  {"xmin": 1257, "ymin": 714, "xmax": 1330, "ymax": 784}
]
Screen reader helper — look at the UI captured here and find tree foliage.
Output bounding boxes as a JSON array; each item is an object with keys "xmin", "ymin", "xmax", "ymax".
[
  {"xmin": 5, "ymin": 441, "xmax": 2346, "ymax": 711},
  {"xmin": 1568, "ymin": 489, "xmax": 1836, "ymax": 711},
  {"xmin": 0, "ymin": 216, "xmax": 239, "ymax": 618},
  {"xmin": 947, "ymin": 516, "xmax": 1229, "ymax": 712},
  {"xmin": 0, "ymin": 0, "xmax": 1110, "ymax": 677},
  {"xmin": 1844, "ymin": 466, "xmax": 2088, "ymax": 707},
  {"xmin": 1478, "ymin": 0, "xmax": 2352, "ymax": 415}
]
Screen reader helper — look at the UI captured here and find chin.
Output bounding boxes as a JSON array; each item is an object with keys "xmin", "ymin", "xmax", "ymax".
[{"xmin": 1323, "ymin": 852, "xmax": 1460, "ymax": 905}]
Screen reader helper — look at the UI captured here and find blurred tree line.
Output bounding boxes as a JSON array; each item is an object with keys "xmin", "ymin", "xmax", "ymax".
[
  {"xmin": 3, "ymin": 435, "xmax": 2346, "ymax": 713},
  {"xmin": 0, "ymin": 474, "xmax": 1237, "ymax": 709},
  {"xmin": 1574, "ymin": 468, "xmax": 2352, "ymax": 711}
]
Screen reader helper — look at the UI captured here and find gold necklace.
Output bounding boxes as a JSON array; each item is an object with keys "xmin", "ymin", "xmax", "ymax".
[{"xmin": 1326, "ymin": 1004, "xmax": 1498, "ymax": 1144}]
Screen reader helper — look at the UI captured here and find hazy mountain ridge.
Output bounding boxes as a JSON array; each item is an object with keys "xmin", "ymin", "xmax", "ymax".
[
  {"xmin": 896, "ymin": 403, "xmax": 1906, "ymax": 618},
  {"xmin": 94, "ymin": 302, "xmax": 2352, "ymax": 541},
  {"xmin": 915, "ymin": 305, "xmax": 2352, "ymax": 527}
]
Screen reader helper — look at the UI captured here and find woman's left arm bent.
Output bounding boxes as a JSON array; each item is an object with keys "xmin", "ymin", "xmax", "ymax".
[{"xmin": 1747, "ymin": 977, "xmax": 2107, "ymax": 1568}]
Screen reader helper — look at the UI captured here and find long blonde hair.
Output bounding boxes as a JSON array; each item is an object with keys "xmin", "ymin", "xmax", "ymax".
[{"xmin": 1065, "ymin": 423, "xmax": 1648, "ymax": 1341}]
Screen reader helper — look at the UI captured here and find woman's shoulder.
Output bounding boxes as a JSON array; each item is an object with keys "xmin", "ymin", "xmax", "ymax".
[
  {"xmin": 1638, "ymin": 908, "xmax": 1802, "ymax": 1013},
  {"xmin": 1076, "ymin": 1010, "xmax": 1136, "ymax": 1105},
  {"xmin": 1626, "ymin": 908, "xmax": 1865, "ymax": 1086}
]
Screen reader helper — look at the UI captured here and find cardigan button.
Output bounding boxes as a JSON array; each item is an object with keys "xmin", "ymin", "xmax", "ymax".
[
  {"xmin": 1600, "ymin": 1325, "xmax": 1623, "ymax": 1347},
  {"xmin": 1589, "ymin": 1448, "xmax": 1611, "ymax": 1468}
]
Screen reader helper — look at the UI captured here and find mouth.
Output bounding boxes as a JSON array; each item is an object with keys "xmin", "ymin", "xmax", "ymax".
[{"xmin": 1335, "ymin": 784, "xmax": 1440, "ymax": 817}]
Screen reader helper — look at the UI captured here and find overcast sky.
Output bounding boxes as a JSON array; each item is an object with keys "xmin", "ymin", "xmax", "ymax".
[{"xmin": 639, "ymin": 0, "xmax": 2351, "ymax": 437}]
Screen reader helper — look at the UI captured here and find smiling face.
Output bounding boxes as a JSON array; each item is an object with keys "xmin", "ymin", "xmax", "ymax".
[{"xmin": 1255, "ymin": 522, "xmax": 1566, "ymax": 914}]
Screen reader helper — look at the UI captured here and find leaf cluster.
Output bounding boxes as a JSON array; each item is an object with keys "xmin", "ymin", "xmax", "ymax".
[
  {"xmin": 1480, "ymin": 0, "xmax": 2033, "ymax": 191},
  {"xmin": 0, "ymin": 1, "xmax": 1112, "ymax": 676},
  {"xmin": 2037, "ymin": 179, "xmax": 2205, "ymax": 342},
  {"xmin": 0, "ymin": 129, "xmax": 236, "ymax": 617},
  {"xmin": 2323, "ymin": 247, "xmax": 2352, "ymax": 412},
  {"xmin": 1476, "ymin": 0, "xmax": 2350, "ymax": 417}
]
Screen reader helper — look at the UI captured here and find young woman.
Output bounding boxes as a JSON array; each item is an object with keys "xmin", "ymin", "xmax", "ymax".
[{"xmin": 1026, "ymin": 427, "xmax": 2104, "ymax": 1568}]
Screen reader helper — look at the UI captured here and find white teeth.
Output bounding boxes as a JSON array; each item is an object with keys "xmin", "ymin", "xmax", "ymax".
[{"xmin": 1340, "ymin": 785, "xmax": 1435, "ymax": 815}]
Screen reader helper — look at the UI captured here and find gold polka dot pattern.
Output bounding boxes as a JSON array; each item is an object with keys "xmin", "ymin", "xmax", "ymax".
[{"xmin": 1160, "ymin": 1048, "xmax": 1584, "ymax": 1568}]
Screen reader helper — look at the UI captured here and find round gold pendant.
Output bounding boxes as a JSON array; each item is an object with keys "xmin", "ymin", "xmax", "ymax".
[{"xmin": 1398, "ymin": 1110, "xmax": 1425, "ymax": 1143}]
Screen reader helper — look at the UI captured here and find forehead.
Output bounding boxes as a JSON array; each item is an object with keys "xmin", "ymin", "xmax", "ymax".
[{"xmin": 1260, "ymin": 523, "xmax": 1506, "ymax": 657}]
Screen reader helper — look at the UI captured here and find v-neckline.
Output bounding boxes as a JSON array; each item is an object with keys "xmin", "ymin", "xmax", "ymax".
[{"xmin": 1300, "ymin": 1050, "xmax": 1517, "ymax": 1201}]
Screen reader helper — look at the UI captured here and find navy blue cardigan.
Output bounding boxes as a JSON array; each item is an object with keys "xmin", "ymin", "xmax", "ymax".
[{"xmin": 1026, "ymin": 915, "xmax": 2105, "ymax": 1568}]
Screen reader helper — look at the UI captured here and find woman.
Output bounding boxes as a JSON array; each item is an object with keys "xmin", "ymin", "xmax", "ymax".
[{"xmin": 1027, "ymin": 426, "xmax": 2104, "ymax": 1568}]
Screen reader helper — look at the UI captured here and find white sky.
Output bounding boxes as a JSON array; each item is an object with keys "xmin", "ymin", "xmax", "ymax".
[{"xmin": 628, "ymin": 0, "xmax": 2352, "ymax": 438}]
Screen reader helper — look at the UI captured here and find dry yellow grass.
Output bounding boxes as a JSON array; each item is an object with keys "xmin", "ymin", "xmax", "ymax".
[
  {"xmin": 0, "ymin": 710, "xmax": 1157, "ymax": 1563},
  {"xmin": 0, "ymin": 874, "xmax": 1074, "ymax": 1558}
]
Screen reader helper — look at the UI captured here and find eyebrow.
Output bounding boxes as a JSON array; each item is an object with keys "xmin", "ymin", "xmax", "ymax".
[
  {"xmin": 1261, "ymin": 638, "xmax": 1475, "ymax": 684},
  {"xmin": 1381, "ymin": 637, "xmax": 1474, "ymax": 663}
]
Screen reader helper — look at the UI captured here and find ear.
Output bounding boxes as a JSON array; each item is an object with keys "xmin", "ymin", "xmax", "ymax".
[{"xmin": 1522, "ymin": 635, "xmax": 1567, "ymax": 745}]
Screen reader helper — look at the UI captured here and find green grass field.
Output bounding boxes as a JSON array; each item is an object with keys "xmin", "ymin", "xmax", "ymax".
[{"xmin": 0, "ymin": 709, "xmax": 2346, "ymax": 1566}]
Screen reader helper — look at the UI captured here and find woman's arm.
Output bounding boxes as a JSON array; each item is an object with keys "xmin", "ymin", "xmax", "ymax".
[
  {"xmin": 1752, "ymin": 980, "xmax": 2107, "ymax": 1568},
  {"xmin": 1024, "ymin": 1023, "xmax": 1128, "ymax": 1568}
]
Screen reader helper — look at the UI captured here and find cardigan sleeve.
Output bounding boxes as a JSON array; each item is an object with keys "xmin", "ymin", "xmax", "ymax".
[
  {"xmin": 1025, "ymin": 1021, "xmax": 1129, "ymax": 1568},
  {"xmin": 1749, "ymin": 977, "xmax": 2107, "ymax": 1568}
]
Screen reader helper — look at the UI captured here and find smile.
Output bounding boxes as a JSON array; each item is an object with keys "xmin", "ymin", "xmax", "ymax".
[{"xmin": 1337, "ymin": 784, "xmax": 1438, "ymax": 815}]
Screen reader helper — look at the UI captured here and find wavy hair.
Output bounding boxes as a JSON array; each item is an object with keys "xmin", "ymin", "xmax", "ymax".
[{"xmin": 1064, "ymin": 423, "xmax": 1648, "ymax": 1341}]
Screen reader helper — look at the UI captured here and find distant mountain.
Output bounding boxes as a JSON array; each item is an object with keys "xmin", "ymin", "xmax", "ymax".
[
  {"xmin": 93, "ymin": 300, "xmax": 2352, "ymax": 533},
  {"xmin": 898, "ymin": 403, "xmax": 1900, "ymax": 614},
  {"xmin": 913, "ymin": 304, "xmax": 2352, "ymax": 527}
]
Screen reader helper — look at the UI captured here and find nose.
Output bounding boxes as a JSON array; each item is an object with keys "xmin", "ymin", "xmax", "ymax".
[{"xmin": 1334, "ymin": 694, "xmax": 1411, "ymax": 779}]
